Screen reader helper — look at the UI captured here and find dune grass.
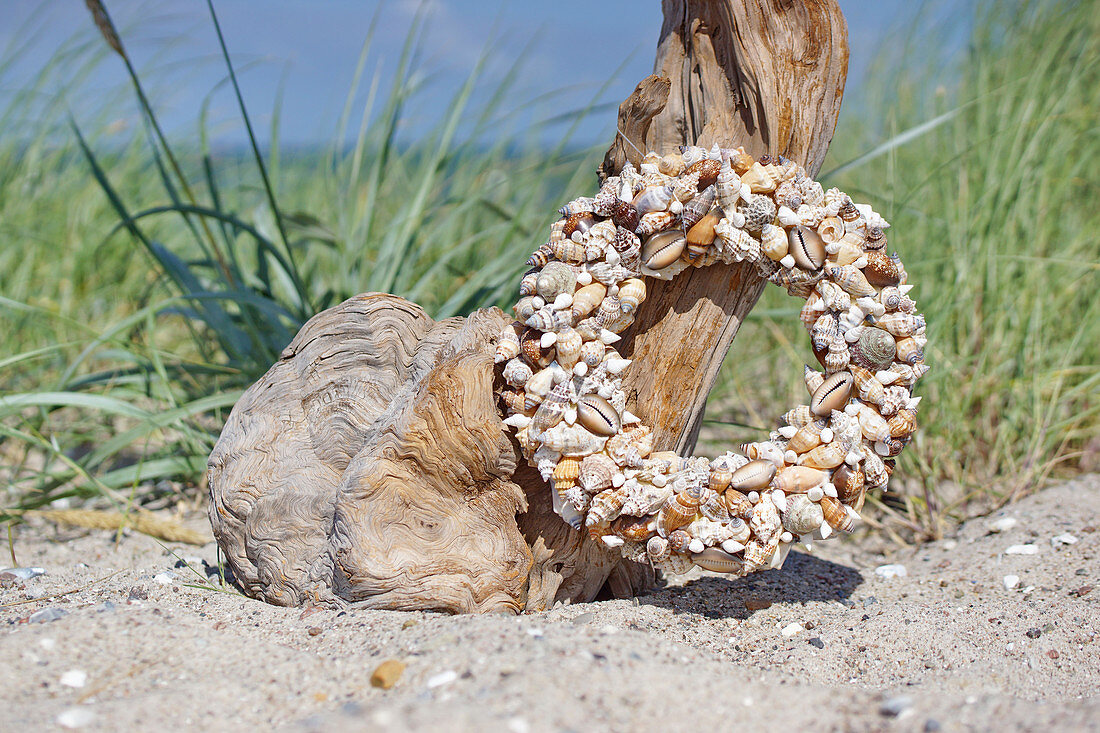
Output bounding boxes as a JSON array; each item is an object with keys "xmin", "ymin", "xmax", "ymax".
[{"xmin": 2, "ymin": 0, "xmax": 1097, "ymax": 539}]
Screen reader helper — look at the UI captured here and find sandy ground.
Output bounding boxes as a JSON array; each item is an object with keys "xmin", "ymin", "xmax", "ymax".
[{"xmin": 1, "ymin": 476, "xmax": 1098, "ymax": 732}]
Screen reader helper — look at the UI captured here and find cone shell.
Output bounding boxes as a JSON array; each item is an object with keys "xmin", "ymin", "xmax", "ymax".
[
  {"xmin": 810, "ymin": 371, "xmax": 854, "ymax": 416},
  {"xmin": 788, "ymin": 419, "xmax": 827, "ymax": 454},
  {"xmin": 862, "ymin": 250, "xmax": 901, "ymax": 287},
  {"xmin": 571, "ymin": 282, "xmax": 607, "ymax": 322},
  {"xmin": 577, "ymin": 394, "xmax": 621, "ymax": 436},
  {"xmin": 819, "ymin": 495, "xmax": 855, "ymax": 532},
  {"xmin": 684, "ymin": 158, "xmax": 721, "ymax": 189}
]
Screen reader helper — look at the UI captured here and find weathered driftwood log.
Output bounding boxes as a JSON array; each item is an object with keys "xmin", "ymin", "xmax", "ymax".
[{"xmin": 208, "ymin": 0, "xmax": 849, "ymax": 612}]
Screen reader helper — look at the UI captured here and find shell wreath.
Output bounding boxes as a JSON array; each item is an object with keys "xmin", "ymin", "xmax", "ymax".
[{"xmin": 496, "ymin": 144, "xmax": 928, "ymax": 577}]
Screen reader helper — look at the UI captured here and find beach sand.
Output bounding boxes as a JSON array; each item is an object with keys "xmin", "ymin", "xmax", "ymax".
[{"xmin": 2, "ymin": 475, "xmax": 1098, "ymax": 732}]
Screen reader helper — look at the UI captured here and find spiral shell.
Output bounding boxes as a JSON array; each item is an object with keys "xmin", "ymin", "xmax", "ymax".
[
  {"xmin": 817, "ymin": 216, "xmax": 845, "ymax": 244},
  {"xmin": 828, "ymin": 265, "xmax": 877, "ymax": 298},
  {"xmin": 737, "ymin": 194, "xmax": 777, "ymax": 233},
  {"xmin": 876, "ymin": 312, "xmax": 925, "ymax": 338},
  {"xmin": 850, "ymin": 365, "xmax": 887, "ymax": 406},
  {"xmin": 552, "ymin": 456, "xmax": 581, "ymax": 494},
  {"xmin": 771, "ymin": 466, "xmax": 827, "ymax": 493},
  {"xmin": 550, "ymin": 238, "xmax": 587, "ymax": 264},
  {"xmin": 787, "ymin": 419, "xmax": 827, "ymax": 454},
  {"xmin": 850, "ymin": 327, "xmax": 896, "ymax": 371},
  {"xmin": 781, "ymin": 494, "xmax": 825, "ymax": 535},
  {"xmin": 894, "ymin": 336, "xmax": 924, "ymax": 365},
  {"xmin": 862, "ymin": 250, "xmax": 901, "ymax": 287},
  {"xmin": 760, "ymin": 223, "xmax": 788, "ymax": 262},
  {"xmin": 502, "ymin": 357, "xmax": 533, "ymax": 388},
  {"xmin": 799, "ymin": 441, "xmax": 846, "ymax": 469},
  {"xmin": 617, "ymin": 278, "xmax": 647, "ymax": 313},
  {"xmin": 540, "ymin": 422, "xmax": 606, "ymax": 457},
  {"xmin": 563, "ymin": 212, "xmax": 596, "ymax": 239},
  {"xmin": 679, "ymin": 184, "xmax": 717, "ymax": 230},
  {"xmin": 554, "ymin": 328, "xmax": 583, "ymax": 370}
]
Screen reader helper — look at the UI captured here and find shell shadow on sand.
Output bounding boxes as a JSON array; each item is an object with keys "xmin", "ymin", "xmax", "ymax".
[{"xmin": 633, "ymin": 550, "xmax": 863, "ymax": 620}]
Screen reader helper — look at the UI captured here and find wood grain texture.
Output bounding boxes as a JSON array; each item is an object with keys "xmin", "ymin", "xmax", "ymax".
[
  {"xmin": 602, "ymin": 0, "xmax": 848, "ymax": 456},
  {"xmin": 208, "ymin": 294, "xmax": 559, "ymax": 613}
]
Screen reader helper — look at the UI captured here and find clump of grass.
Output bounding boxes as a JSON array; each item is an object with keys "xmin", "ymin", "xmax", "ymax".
[{"xmin": 703, "ymin": 0, "xmax": 1100, "ymax": 538}]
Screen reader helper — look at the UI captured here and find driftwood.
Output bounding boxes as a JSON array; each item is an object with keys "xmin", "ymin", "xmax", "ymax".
[{"xmin": 208, "ymin": 1, "xmax": 849, "ymax": 613}]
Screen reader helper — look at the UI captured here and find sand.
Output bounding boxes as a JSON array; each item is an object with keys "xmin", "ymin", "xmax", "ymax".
[{"xmin": 2, "ymin": 475, "xmax": 1098, "ymax": 732}]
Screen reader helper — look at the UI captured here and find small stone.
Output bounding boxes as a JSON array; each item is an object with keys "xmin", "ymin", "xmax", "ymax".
[
  {"xmin": 571, "ymin": 612, "xmax": 596, "ymax": 625},
  {"xmin": 744, "ymin": 599, "xmax": 772, "ymax": 611},
  {"xmin": 1051, "ymin": 533, "xmax": 1078, "ymax": 547},
  {"xmin": 29, "ymin": 607, "xmax": 68, "ymax": 624},
  {"xmin": 308, "ymin": 626, "xmax": 323, "ymax": 636},
  {"xmin": 526, "ymin": 627, "xmax": 544, "ymax": 638},
  {"xmin": 95, "ymin": 601, "xmax": 116, "ymax": 613},
  {"xmin": 1069, "ymin": 585, "xmax": 1094, "ymax": 597},
  {"xmin": 153, "ymin": 572, "xmax": 176, "ymax": 585},
  {"xmin": 808, "ymin": 637, "xmax": 825, "ymax": 649},
  {"xmin": 56, "ymin": 708, "xmax": 95, "ymax": 729},
  {"xmin": 862, "ymin": 596, "xmax": 878, "ymax": 607},
  {"xmin": 1025, "ymin": 628, "xmax": 1042, "ymax": 639},
  {"xmin": 370, "ymin": 659, "xmax": 405, "ymax": 689},
  {"xmin": 1046, "ymin": 649, "xmax": 1060, "ymax": 660},
  {"xmin": 924, "ymin": 719, "xmax": 942, "ymax": 732},
  {"xmin": 127, "ymin": 586, "xmax": 148, "ymax": 601},
  {"xmin": 987, "ymin": 517, "xmax": 1018, "ymax": 533},
  {"xmin": 879, "ymin": 695, "xmax": 913, "ymax": 717},
  {"xmin": 426, "ymin": 670, "xmax": 458, "ymax": 688},
  {"xmin": 1003, "ymin": 575, "xmax": 1020, "ymax": 590},
  {"xmin": 781, "ymin": 622, "xmax": 804, "ymax": 637},
  {"xmin": 60, "ymin": 670, "xmax": 87, "ymax": 688},
  {"xmin": 875, "ymin": 564, "xmax": 907, "ymax": 579},
  {"xmin": 401, "ymin": 618, "xmax": 418, "ymax": 630},
  {"xmin": 1005, "ymin": 544, "xmax": 1038, "ymax": 555}
]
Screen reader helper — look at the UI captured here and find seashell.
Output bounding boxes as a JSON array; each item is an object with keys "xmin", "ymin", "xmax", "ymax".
[
  {"xmin": 887, "ymin": 408, "xmax": 918, "ymax": 439},
  {"xmin": 824, "ymin": 336, "xmax": 850, "ymax": 373},
  {"xmin": 811, "ymin": 314, "xmax": 838, "ymax": 352},
  {"xmin": 771, "ymin": 466, "xmax": 827, "ymax": 493},
  {"xmin": 612, "ymin": 514, "xmax": 656, "ymax": 543},
  {"xmin": 519, "ymin": 268, "xmax": 540, "ymax": 296},
  {"xmin": 679, "ymin": 184, "xmax": 716, "ymax": 229},
  {"xmin": 578, "ymin": 453, "xmax": 616, "ymax": 493},
  {"xmin": 684, "ymin": 158, "xmax": 721, "ymax": 189},
  {"xmin": 633, "ymin": 185, "xmax": 674, "ymax": 215},
  {"xmin": 641, "ymin": 230, "xmax": 687, "ymax": 270},
  {"xmin": 832, "ymin": 464, "xmax": 866, "ymax": 506},
  {"xmin": 723, "ymin": 489, "xmax": 754, "ymax": 519},
  {"xmin": 577, "ymin": 394, "xmax": 621, "ymax": 436},
  {"xmin": 875, "ymin": 312, "xmax": 925, "ymax": 338},
  {"xmin": 781, "ymin": 494, "xmax": 825, "ymax": 535},
  {"xmin": 850, "ymin": 327, "xmax": 896, "ymax": 371},
  {"xmin": 692, "ymin": 547, "xmax": 744, "ymax": 575},
  {"xmin": 828, "ymin": 265, "xmax": 877, "ymax": 298},
  {"xmin": 672, "ymin": 170, "xmax": 702, "ymax": 202},
  {"xmin": 742, "ymin": 539, "xmax": 777, "ymax": 572},
  {"xmin": 550, "ymin": 238, "xmax": 587, "ymax": 264},
  {"xmin": 862, "ymin": 250, "xmax": 900, "ymax": 287},
  {"xmin": 739, "ymin": 162, "xmax": 777, "ymax": 193},
  {"xmin": 617, "ymin": 278, "xmax": 647, "ymax": 313},
  {"xmin": 636, "ymin": 211, "xmax": 676, "ymax": 236},
  {"xmin": 514, "ymin": 296, "xmax": 539, "ymax": 323},
  {"xmin": 658, "ymin": 153, "xmax": 684, "ymax": 176},
  {"xmin": 552, "ymin": 456, "xmax": 581, "ymax": 494},
  {"xmin": 647, "ymin": 535, "xmax": 671, "ymax": 562},
  {"xmin": 502, "ymin": 357, "xmax": 533, "ymax": 388},
  {"xmin": 857, "ymin": 405, "xmax": 891, "ymax": 443},
  {"xmin": 810, "ymin": 371, "xmax": 853, "ymax": 416},
  {"xmin": 563, "ymin": 212, "xmax": 596, "ymax": 239},
  {"xmin": 605, "ymin": 425, "xmax": 653, "ymax": 467},
  {"xmin": 535, "ymin": 262, "xmax": 577, "ymax": 300},
  {"xmin": 864, "ymin": 226, "xmax": 886, "ymax": 250},
  {"xmin": 804, "ymin": 365, "xmax": 826, "ymax": 395},
  {"xmin": 760, "ymin": 224, "xmax": 788, "ymax": 262},
  {"xmin": 686, "ymin": 210, "xmax": 721, "ymax": 249},
  {"xmin": 729, "ymin": 459, "xmax": 777, "ymax": 491},
  {"xmin": 521, "ymin": 328, "xmax": 554, "ymax": 368},
  {"xmin": 781, "ymin": 404, "xmax": 814, "ymax": 429},
  {"xmin": 540, "ymin": 422, "xmax": 607, "ymax": 457},
  {"xmin": 657, "ymin": 493, "xmax": 699, "ymax": 536},
  {"xmin": 739, "ymin": 440, "xmax": 784, "ymax": 467},
  {"xmin": 799, "ymin": 441, "xmax": 846, "ymax": 469},
  {"xmin": 863, "ymin": 449, "xmax": 889, "ymax": 489},
  {"xmin": 588, "ymin": 262, "xmax": 635, "ymax": 287},
  {"xmin": 558, "ymin": 197, "xmax": 595, "ymax": 217},
  {"xmin": 500, "ymin": 389, "xmax": 530, "ymax": 416},
  {"xmin": 788, "ymin": 225, "xmax": 826, "ymax": 270},
  {"xmin": 578, "ymin": 340, "xmax": 604, "ymax": 369},
  {"xmin": 736, "ymin": 194, "xmax": 777, "ymax": 233},
  {"xmin": 554, "ymin": 328, "xmax": 583, "ymax": 370},
  {"xmin": 787, "ymin": 419, "xmax": 826, "ymax": 454},
  {"xmin": 569, "ymin": 282, "xmax": 606, "ymax": 323},
  {"xmin": 495, "ymin": 322, "xmax": 523, "ymax": 364},
  {"xmin": 532, "ymin": 380, "xmax": 574, "ymax": 435},
  {"xmin": 894, "ymin": 336, "xmax": 924, "ymax": 365},
  {"xmin": 817, "ymin": 216, "xmax": 845, "ymax": 244},
  {"xmin": 837, "ymin": 199, "xmax": 860, "ymax": 222},
  {"xmin": 849, "ymin": 365, "xmax": 887, "ymax": 406},
  {"xmin": 666, "ymin": 529, "xmax": 692, "ymax": 554},
  {"xmin": 592, "ymin": 181, "xmax": 620, "ymax": 217},
  {"xmin": 587, "ymin": 488, "xmax": 627, "ymax": 530},
  {"xmin": 746, "ymin": 495, "xmax": 781, "ymax": 545},
  {"xmin": 526, "ymin": 242, "xmax": 554, "ymax": 268},
  {"xmin": 708, "ymin": 467, "xmax": 733, "ymax": 494},
  {"xmin": 819, "ymin": 495, "xmax": 855, "ymax": 532}
]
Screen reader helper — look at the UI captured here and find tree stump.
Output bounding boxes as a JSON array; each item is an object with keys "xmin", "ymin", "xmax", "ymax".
[{"xmin": 208, "ymin": 0, "xmax": 849, "ymax": 613}]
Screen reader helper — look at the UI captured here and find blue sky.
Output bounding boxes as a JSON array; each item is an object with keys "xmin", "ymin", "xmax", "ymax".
[{"xmin": 2, "ymin": 0, "xmax": 929, "ymax": 148}]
